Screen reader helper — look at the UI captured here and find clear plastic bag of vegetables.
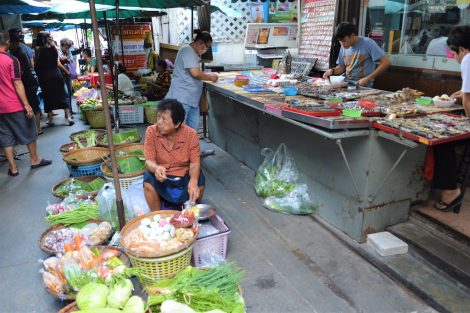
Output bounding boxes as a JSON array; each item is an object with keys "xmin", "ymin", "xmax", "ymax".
[
  {"xmin": 255, "ymin": 143, "xmax": 299, "ymax": 198},
  {"xmin": 264, "ymin": 184, "xmax": 316, "ymax": 215},
  {"xmin": 97, "ymin": 183, "xmax": 119, "ymax": 228}
]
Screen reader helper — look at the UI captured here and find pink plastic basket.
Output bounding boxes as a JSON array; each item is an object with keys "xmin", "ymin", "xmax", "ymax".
[{"xmin": 192, "ymin": 215, "xmax": 231, "ymax": 267}]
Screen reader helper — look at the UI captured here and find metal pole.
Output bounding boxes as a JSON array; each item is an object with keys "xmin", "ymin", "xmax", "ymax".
[
  {"xmin": 88, "ymin": 0, "xmax": 126, "ymax": 230},
  {"xmin": 83, "ymin": 19, "xmax": 88, "ymax": 47},
  {"xmin": 190, "ymin": 6, "xmax": 194, "ymax": 38},
  {"xmin": 115, "ymin": 0, "xmax": 125, "ymax": 67},
  {"xmin": 104, "ymin": 11, "xmax": 120, "ymax": 132}
]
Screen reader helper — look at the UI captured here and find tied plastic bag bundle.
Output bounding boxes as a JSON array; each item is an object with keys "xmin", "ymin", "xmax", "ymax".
[
  {"xmin": 264, "ymin": 184, "xmax": 316, "ymax": 215},
  {"xmin": 123, "ymin": 180, "xmax": 150, "ymax": 220},
  {"xmin": 256, "ymin": 143, "xmax": 316, "ymax": 215},
  {"xmin": 97, "ymin": 183, "xmax": 119, "ymax": 228},
  {"xmin": 255, "ymin": 143, "xmax": 299, "ymax": 198}
]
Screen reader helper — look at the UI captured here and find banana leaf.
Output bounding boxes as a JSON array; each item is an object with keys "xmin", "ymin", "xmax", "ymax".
[
  {"xmin": 55, "ymin": 177, "xmax": 106, "ymax": 196},
  {"xmin": 116, "ymin": 157, "xmax": 145, "ymax": 174},
  {"xmin": 103, "ymin": 129, "xmax": 141, "ymax": 145}
]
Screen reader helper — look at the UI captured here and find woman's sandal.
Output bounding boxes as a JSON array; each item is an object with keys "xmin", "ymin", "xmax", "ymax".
[
  {"xmin": 7, "ymin": 169, "xmax": 19, "ymax": 176},
  {"xmin": 433, "ymin": 194, "xmax": 463, "ymax": 212}
]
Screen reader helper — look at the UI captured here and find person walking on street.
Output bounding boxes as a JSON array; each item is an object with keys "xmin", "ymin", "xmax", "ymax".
[
  {"xmin": 0, "ymin": 32, "xmax": 51, "ymax": 176},
  {"xmin": 59, "ymin": 38, "xmax": 76, "ymax": 114},
  {"xmin": 8, "ymin": 28, "xmax": 42, "ymax": 134},
  {"xmin": 34, "ymin": 31, "xmax": 73, "ymax": 126}
]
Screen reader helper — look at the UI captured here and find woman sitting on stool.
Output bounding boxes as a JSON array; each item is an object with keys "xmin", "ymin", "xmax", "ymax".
[{"xmin": 143, "ymin": 99, "xmax": 205, "ymax": 211}]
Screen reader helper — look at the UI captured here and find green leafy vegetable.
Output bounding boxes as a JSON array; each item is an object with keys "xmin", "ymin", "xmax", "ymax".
[
  {"xmin": 122, "ymin": 296, "xmax": 145, "ymax": 313},
  {"xmin": 102, "ymin": 129, "xmax": 141, "ymax": 145},
  {"xmin": 55, "ymin": 178, "xmax": 105, "ymax": 197},
  {"xmin": 76, "ymin": 282, "xmax": 109, "ymax": 310},
  {"xmin": 63, "ymin": 263, "xmax": 92, "ymax": 291},
  {"xmin": 116, "ymin": 157, "xmax": 145, "ymax": 174},
  {"xmin": 107, "ymin": 278, "xmax": 133, "ymax": 308}
]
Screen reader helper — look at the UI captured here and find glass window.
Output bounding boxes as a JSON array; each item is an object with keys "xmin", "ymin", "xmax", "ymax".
[{"xmin": 366, "ymin": 0, "xmax": 470, "ymax": 70}]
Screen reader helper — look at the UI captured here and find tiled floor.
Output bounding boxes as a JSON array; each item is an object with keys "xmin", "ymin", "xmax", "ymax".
[{"xmin": 417, "ymin": 190, "xmax": 470, "ymax": 237}]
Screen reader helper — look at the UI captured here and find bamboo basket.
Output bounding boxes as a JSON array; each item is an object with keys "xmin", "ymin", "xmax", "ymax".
[
  {"xmin": 100, "ymin": 156, "xmax": 145, "ymax": 190},
  {"xmin": 45, "ymin": 246, "xmax": 127, "ymax": 301},
  {"xmin": 70, "ymin": 129, "xmax": 106, "ymax": 141},
  {"xmin": 51, "ymin": 175, "xmax": 104, "ymax": 199},
  {"xmin": 114, "ymin": 142, "xmax": 145, "ymax": 156},
  {"xmin": 39, "ymin": 220, "xmax": 113, "ymax": 255},
  {"xmin": 84, "ymin": 109, "xmax": 106, "ymax": 128},
  {"xmin": 63, "ymin": 147, "xmax": 109, "ymax": 167},
  {"xmin": 96, "ymin": 133, "xmax": 142, "ymax": 147},
  {"xmin": 59, "ymin": 142, "xmax": 79, "ymax": 155}
]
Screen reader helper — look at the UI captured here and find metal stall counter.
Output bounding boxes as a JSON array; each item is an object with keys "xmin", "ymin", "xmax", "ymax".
[{"xmin": 204, "ymin": 81, "xmax": 431, "ymax": 242}]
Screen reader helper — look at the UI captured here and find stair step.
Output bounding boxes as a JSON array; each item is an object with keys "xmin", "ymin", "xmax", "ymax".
[
  {"xmin": 388, "ymin": 219, "xmax": 470, "ymax": 288},
  {"xmin": 360, "ymin": 243, "xmax": 470, "ymax": 313}
]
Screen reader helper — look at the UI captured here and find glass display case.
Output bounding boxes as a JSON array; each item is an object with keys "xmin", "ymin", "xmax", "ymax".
[{"xmin": 365, "ymin": 0, "xmax": 470, "ymax": 71}]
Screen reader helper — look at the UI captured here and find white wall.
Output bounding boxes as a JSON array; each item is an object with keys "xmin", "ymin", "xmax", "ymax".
[{"xmin": 210, "ymin": 42, "xmax": 245, "ymax": 65}]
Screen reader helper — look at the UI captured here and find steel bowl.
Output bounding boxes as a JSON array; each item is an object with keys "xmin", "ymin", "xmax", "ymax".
[{"xmin": 197, "ymin": 204, "xmax": 217, "ymax": 221}]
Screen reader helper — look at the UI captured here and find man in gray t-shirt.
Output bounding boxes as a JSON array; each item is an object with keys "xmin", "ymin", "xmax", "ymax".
[
  {"xmin": 165, "ymin": 31, "xmax": 218, "ymax": 131},
  {"xmin": 324, "ymin": 22, "xmax": 390, "ymax": 87}
]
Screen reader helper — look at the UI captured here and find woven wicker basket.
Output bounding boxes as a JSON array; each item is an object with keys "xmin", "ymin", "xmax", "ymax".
[
  {"xmin": 114, "ymin": 142, "xmax": 145, "ymax": 156},
  {"xmin": 84, "ymin": 109, "xmax": 106, "ymax": 128},
  {"xmin": 100, "ymin": 156, "xmax": 146, "ymax": 179},
  {"xmin": 51, "ymin": 175, "xmax": 104, "ymax": 199},
  {"xmin": 96, "ymin": 133, "xmax": 142, "ymax": 147},
  {"xmin": 39, "ymin": 220, "xmax": 113, "ymax": 255},
  {"xmin": 63, "ymin": 147, "xmax": 109, "ymax": 167},
  {"xmin": 58, "ymin": 301, "xmax": 152, "ymax": 313},
  {"xmin": 45, "ymin": 246, "xmax": 127, "ymax": 301},
  {"xmin": 59, "ymin": 142, "xmax": 79, "ymax": 155},
  {"xmin": 70, "ymin": 129, "xmax": 107, "ymax": 141}
]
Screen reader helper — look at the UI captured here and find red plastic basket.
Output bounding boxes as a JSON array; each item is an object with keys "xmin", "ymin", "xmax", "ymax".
[{"xmin": 192, "ymin": 215, "xmax": 231, "ymax": 267}]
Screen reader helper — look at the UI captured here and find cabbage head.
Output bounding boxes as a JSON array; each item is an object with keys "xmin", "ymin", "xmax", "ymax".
[
  {"xmin": 122, "ymin": 295, "xmax": 145, "ymax": 313},
  {"xmin": 76, "ymin": 282, "xmax": 109, "ymax": 310},
  {"xmin": 107, "ymin": 278, "xmax": 134, "ymax": 308}
]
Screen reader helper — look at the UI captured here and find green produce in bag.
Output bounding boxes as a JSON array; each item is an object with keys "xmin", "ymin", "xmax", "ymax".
[
  {"xmin": 264, "ymin": 184, "xmax": 316, "ymax": 215},
  {"xmin": 255, "ymin": 143, "xmax": 298, "ymax": 198}
]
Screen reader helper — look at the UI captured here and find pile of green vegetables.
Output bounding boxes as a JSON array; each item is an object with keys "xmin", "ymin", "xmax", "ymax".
[
  {"xmin": 73, "ymin": 130, "xmax": 99, "ymax": 149},
  {"xmin": 55, "ymin": 177, "xmax": 106, "ymax": 197},
  {"xmin": 104, "ymin": 157, "xmax": 145, "ymax": 175},
  {"xmin": 73, "ymin": 279, "xmax": 145, "ymax": 313},
  {"xmin": 102, "ymin": 130, "xmax": 141, "ymax": 145},
  {"xmin": 116, "ymin": 149, "xmax": 144, "ymax": 157},
  {"xmin": 255, "ymin": 164, "xmax": 296, "ymax": 198},
  {"xmin": 45, "ymin": 203, "xmax": 99, "ymax": 226},
  {"xmin": 147, "ymin": 263, "xmax": 246, "ymax": 313}
]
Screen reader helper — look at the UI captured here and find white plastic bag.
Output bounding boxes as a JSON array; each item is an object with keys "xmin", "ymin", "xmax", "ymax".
[
  {"xmin": 123, "ymin": 180, "xmax": 150, "ymax": 221},
  {"xmin": 97, "ymin": 183, "xmax": 119, "ymax": 228}
]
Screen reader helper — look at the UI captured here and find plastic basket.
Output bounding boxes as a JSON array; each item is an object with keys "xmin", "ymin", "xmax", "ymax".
[
  {"xmin": 84, "ymin": 109, "xmax": 106, "ymax": 128},
  {"xmin": 111, "ymin": 104, "xmax": 144, "ymax": 124},
  {"xmin": 192, "ymin": 215, "xmax": 231, "ymax": 267},
  {"xmin": 144, "ymin": 106, "xmax": 158, "ymax": 124},
  {"xmin": 104, "ymin": 174, "xmax": 143, "ymax": 190},
  {"xmin": 127, "ymin": 244, "xmax": 194, "ymax": 287},
  {"xmin": 67, "ymin": 162, "xmax": 103, "ymax": 177}
]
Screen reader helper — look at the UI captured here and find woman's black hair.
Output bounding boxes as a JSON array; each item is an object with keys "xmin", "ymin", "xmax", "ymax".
[
  {"xmin": 157, "ymin": 99, "xmax": 186, "ymax": 126},
  {"xmin": 334, "ymin": 22, "xmax": 356, "ymax": 40},
  {"xmin": 192, "ymin": 29, "xmax": 212, "ymax": 45},
  {"xmin": 35, "ymin": 31, "xmax": 51, "ymax": 48},
  {"xmin": 60, "ymin": 38, "xmax": 71, "ymax": 47},
  {"xmin": 447, "ymin": 26, "xmax": 470, "ymax": 53},
  {"xmin": 157, "ymin": 59, "xmax": 167, "ymax": 70},
  {"xmin": 82, "ymin": 48, "xmax": 92, "ymax": 58}
]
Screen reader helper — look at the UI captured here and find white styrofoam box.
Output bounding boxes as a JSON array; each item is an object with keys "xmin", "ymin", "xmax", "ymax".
[{"xmin": 367, "ymin": 231, "xmax": 408, "ymax": 257}]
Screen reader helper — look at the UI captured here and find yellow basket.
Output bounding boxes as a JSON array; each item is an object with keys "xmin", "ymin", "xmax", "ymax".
[
  {"xmin": 127, "ymin": 244, "xmax": 194, "ymax": 287},
  {"xmin": 144, "ymin": 106, "xmax": 158, "ymax": 124},
  {"xmin": 85, "ymin": 109, "xmax": 106, "ymax": 129}
]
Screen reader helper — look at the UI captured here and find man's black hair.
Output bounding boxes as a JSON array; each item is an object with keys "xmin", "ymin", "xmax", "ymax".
[
  {"xmin": 157, "ymin": 99, "xmax": 186, "ymax": 126},
  {"xmin": 447, "ymin": 25, "xmax": 470, "ymax": 53},
  {"xmin": 335, "ymin": 22, "xmax": 356, "ymax": 40},
  {"xmin": 82, "ymin": 48, "xmax": 92, "ymax": 58},
  {"xmin": 157, "ymin": 59, "xmax": 167, "ymax": 70}
]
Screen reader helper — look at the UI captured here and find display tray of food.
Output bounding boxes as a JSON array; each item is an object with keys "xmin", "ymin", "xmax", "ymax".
[
  {"xmin": 282, "ymin": 109, "xmax": 374, "ymax": 129},
  {"xmin": 374, "ymin": 113, "xmax": 470, "ymax": 145},
  {"xmin": 298, "ymin": 84, "xmax": 384, "ymax": 101},
  {"xmin": 283, "ymin": 106, "xmax": 341, "ymax": 117},
  {"xmin": 119, "ymin": 210, "xmax": 199, "ymax": 258}
]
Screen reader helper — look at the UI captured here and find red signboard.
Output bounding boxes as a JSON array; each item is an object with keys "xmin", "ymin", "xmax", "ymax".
[{"xmin": 111, "ymin": 24, "xmax": 152, "ymax": 72}]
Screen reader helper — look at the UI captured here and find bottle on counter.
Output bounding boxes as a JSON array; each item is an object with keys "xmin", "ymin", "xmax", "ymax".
[{"xmin": 285, "ymin": 50, "xmax": 292, "ymax": 74}]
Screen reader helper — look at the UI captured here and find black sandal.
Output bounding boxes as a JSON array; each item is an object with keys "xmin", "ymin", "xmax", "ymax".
[
  {"xmin": 31, "ymin": 158, "xmax": 52, "ymax": 169},
  {"xmin": 8, "ymin": 169, "xmax": 19, "ymax": 176},
  {"xmin": 433, "ymin": 195, "xmax": 463, "ymax": 212}
]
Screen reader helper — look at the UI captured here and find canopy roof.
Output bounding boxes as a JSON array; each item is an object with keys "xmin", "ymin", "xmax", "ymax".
[
  {"xmin": 76, "ymin": 0, "xmax": 207, "ymax": 9},
  {"xmin": 22, "ymin": 9, "xmax": 165, "ymax": 22},
  {"xmin": 0, "ymin": 0, "xmax": 51, "ymax": 15}
]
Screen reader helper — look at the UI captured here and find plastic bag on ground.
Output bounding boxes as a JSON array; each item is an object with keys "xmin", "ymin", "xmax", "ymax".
[
  {"xmin": 123, "ymin": 180, "xmax": 150, "ymax": 221},
  {"xmin": 255, "ymin": 143, "xmax": 299, "ymax": 198},
  {"xmin": 264, "ymin": 184, "xmax": 316, "ymax": 215}
]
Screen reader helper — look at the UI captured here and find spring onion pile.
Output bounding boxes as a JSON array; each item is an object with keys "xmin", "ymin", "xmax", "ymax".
[
  {"xmin": 146, "ymin": 263, "xmax": 245, "ymax": 313},
  {"xmin": 45, "ymin": 203, "xmax": 99, "ymax": 226}
]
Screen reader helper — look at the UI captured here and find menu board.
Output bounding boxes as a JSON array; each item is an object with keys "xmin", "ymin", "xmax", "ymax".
[{"xmin": 299, "ymin": 0, "xmax": 337, "ymax": 70}]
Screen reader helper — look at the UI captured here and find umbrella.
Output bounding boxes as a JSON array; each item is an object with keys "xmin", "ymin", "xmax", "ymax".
[
  {"xmin": 22, "ymin": 9, "xmax": 165, "ymax": 22},
  {"xmin": 80, "ymin": 0, "xmax": 207, "ymax": 9},
  {"xmin": 0, "ymin": 0, "xmax": 51, "ymax": 15}
]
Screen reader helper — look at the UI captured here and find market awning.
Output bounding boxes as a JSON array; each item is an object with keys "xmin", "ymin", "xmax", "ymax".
[
  {"xmin": 22, "ymin": 9, "xmax": 165, "ymax": 22},
  {"xmin": 76, "ymin": 0, "xmax": 207, "ymax": 9},
  {"xmin": 0, "ymin": 0, "xmax": 51, "ymax": 15},
  {"xmin": 230, "ymin": 0, "xmax": 296, "ymax": 3}
]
